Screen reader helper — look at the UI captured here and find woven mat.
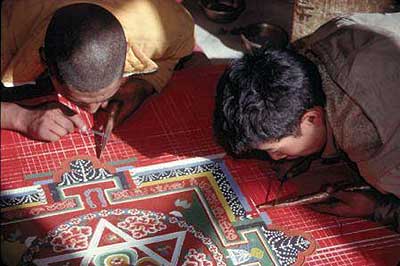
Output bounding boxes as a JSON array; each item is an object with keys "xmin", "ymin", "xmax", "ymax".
[
  {"xmin": 1, "ymin": 65, "xmax": 399, "ymax": 265},
  {"xmin": 291, "ymin": 0, "xmax": 399, "ymax": 41}
]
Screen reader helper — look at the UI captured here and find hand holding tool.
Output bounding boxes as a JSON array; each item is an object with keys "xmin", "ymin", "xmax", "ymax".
[{"xmin": 257, "ymin": 183, "xmax": 373, "ymax": 209}]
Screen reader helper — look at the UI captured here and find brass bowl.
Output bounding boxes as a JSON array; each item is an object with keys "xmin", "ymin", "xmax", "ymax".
[
  {"xmin": 237, "ymin": 22, "xmax": 289, "ymax": 50},
  {"xmin": 199, "ymin": 0, "xmax": 245, "ymax": 24}
]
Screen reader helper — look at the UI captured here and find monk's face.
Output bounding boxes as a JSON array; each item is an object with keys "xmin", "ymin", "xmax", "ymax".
[
  {"xmin": 51, "ymin": 76, "xmax": 124, "ymax": 114},
  {"xmin": 257, "ymin": 108, "xmax": 327, "ymax": 161}
]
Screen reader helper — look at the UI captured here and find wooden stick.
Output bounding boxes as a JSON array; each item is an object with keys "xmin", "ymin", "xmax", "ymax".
[{"xmin": 257, "ymin": 184, "xmax": 373, "ymax": 209}]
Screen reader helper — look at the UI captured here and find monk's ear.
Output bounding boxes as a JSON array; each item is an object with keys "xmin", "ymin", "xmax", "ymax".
[
  {"xmin": 300, "ymin": 107, "xmax": 324, "ymax": 127},
  {"xmin": 39, "ymin": 47, "xmax": 47, "ymax": 65}
]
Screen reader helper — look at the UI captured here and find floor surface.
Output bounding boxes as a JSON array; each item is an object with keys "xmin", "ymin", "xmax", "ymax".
[{"xmin": 182, "ymin": 0, "xmax": 294, "ymax": 63}]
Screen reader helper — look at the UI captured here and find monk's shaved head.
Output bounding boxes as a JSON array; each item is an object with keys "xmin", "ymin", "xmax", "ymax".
[{"xmin": 44, "ymin": 3, "xmax": 126, "ymax": 91}]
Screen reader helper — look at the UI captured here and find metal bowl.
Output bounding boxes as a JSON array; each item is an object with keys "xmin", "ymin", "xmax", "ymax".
[
  {"xmin": 199, "ymin": 0, "xmax": 245, "ymax": 24},
  {"xmin": 238, "ymin": 22, "xmax": 289, "ymax": 50}
]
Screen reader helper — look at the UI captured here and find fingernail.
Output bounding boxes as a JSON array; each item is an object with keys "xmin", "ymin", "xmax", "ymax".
[
  {"xmin": 81, "ymin": 125, "xmax": 88, "ymax": 132},
  {"xmin": 326, "ymin": 186, "xmax": 335, "ymax": 193}
]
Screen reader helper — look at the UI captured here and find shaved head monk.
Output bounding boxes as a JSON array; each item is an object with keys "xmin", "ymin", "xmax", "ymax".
[{"xmin": 1, "ymin": 1, "xmax": 195, "ymax": 141}]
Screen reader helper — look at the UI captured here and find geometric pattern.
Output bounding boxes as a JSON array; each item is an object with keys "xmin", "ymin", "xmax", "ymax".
[
  {"xmin": 133, "ymin": 160, "xmax": 247, "ymax": 218},
  {"xmin": 58, "ymin": 159, "xmax": 114, "ymax": 186},
  {"xmin": 262, "ymin": 227, "xmax": 312, "ymax": 266},
  {"xmin": 0, "ymin": 185, "xmax": 47, "ymax": 209},
  {"xmin": 1, "ymin": 156, "xmax": 316, "ymax": 265}
]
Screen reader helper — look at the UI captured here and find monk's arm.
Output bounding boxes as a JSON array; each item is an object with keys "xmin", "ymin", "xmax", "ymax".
[{"xmin": 1, "ymin": 102, "xmax": 26, "ymax": 131}]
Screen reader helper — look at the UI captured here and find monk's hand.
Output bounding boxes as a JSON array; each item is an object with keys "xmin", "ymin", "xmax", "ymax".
[
  {"xmin": 310, "ymin": 188, "xmax": 378, "ymax": 218},
  {"xmin": 19, "ymin": 102, "xmax": 86, "ymax": 142},
  {"xmin": 101, "ymin": 78, "xmax": 154, "ymax": 126}
]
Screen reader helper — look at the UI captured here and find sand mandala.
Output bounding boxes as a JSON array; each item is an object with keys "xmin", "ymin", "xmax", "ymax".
[{"xmin": 1, "ymin": 156, "xmax": 315, "ymax": 265}]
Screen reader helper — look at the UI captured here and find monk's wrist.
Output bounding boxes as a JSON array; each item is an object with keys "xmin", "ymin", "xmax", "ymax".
[{"xmin": 1, "ymin": 102, "xmax": 28, "ymax": 132}]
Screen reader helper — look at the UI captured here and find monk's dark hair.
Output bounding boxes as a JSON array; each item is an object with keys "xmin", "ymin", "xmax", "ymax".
[
  {"xmin": 213, "ymin": 47, "xmax": 325, "ymax": 155},
  {"xmin": 44, "ymin": 3, "xmax": 126, "ymax": 91}
]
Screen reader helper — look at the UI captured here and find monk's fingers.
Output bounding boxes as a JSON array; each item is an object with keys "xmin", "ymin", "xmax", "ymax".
[
  {"xmin": 48, "ymin": 120, "xmax": 69, "ymax": 138},
  {"xmin": 68, "ymin": 114, "xmax": 87, "ymax": 131},
  {"xmin": 35, "ymin": 122, "xmax": 62, "ymax": 142},
  {"xmin": 53, "ymin": 115, "xmax": 75, "ymax": 134},
  {"xmin": 330, "ymin": 190, "xmax": 359, "ymax": 203}
]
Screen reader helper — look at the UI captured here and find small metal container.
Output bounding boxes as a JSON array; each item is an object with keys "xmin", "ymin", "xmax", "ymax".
[
  {"xmin": 231, "ymin": 22, "xmax": 289, "ymax": 50},
  {"xmin": 199, "ymin": 0, "xmax": 246, "ymax": 24}
]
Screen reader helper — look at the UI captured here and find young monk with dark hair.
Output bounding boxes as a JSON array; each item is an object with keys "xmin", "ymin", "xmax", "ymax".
[{"xmin": 213, "ymin": 13, "xmax": 400, "ymax": 231}]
